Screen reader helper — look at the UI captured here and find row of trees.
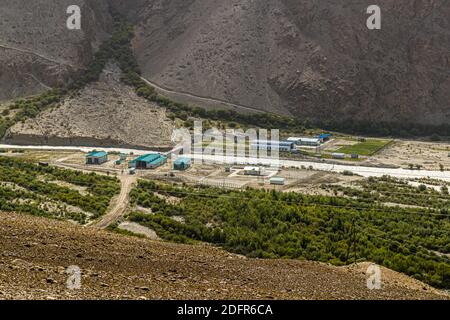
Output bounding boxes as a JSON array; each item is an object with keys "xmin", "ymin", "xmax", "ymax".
[
  {"xmin": 325, "ymin": 175, "xmax": 450, "ymax": 211},
  {"xmin": 0, "ymin": 157, "xmax": 120, "ymax": 221},
  {"xmin": 127, "ymin": 179, "xmax": 450, "ymax": 289}
]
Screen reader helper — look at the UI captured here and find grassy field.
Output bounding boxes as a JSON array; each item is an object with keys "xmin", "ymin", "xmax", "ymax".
[{"xmin": 336, "ymin": 139, "xmax": 392, "ymax": 156}]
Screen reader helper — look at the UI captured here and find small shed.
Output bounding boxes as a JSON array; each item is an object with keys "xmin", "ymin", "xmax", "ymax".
[
  {"xmin": 270, "ymin": 177, "xmax": 285, "ymax": 185},
  {"xmin": 332, "ymin": 153, "xmax": 346, "ymax": 159},
  {"xmin": 86, "ymin": 151, "xmax": 108, "ymax": 165},
  {"xmin": 173, "ymin": 157, "xmax": 191, "ymax": 171},
  {"xmin": 244, "ymin": 166, "xmax": 264, "ymax": 176}
]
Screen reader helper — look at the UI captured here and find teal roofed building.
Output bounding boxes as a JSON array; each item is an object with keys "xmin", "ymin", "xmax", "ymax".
[
  {"xmin": 131, "ymin": 154, "xmax": 167, "ymax": 169},
  {"xmin": 173, "ymin": 157, "xmax": 191, "ymax": 171},
  {"xmin": 86, "ymin": 151, "xmax": 108, "ymax": 165},
  {"xmin": 128, "ymin": 159, "xmax": 136, "ymax": 168}
]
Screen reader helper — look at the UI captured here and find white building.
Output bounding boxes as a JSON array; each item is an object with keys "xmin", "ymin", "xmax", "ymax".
[
  {"xmin": 251, "ymin": 140, "xmax": 295, "ymax": 152},
  {"xmin": 243, "ymin": 166, "xmax": 264, "ymax": 176},
  {"xmin": 287, "ymin": 137, "xmax": 321, "ymax": 147},
  {"xmin": 332, "ymin": 153, "xmax": 346, "ymax": 159}
]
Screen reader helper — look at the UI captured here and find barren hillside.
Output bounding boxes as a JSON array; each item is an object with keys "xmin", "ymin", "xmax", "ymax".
[
  {"xmin": 112, "ymin": 0, "xmax": 450, "ymax": 125},
  {"xmin": 3, "ymin": 65, "xmax": 174, "ymax": 149},
  {"xmin": 1, "ymin": 211, "xmax": 448, "ymax": 300},
  {"xmin": 0, "ymin": 0, "xmax": 110, "ymax": 100},
  {"xmin": 1, "ymin": 0, "xmax": 449, "ymax": 133}
]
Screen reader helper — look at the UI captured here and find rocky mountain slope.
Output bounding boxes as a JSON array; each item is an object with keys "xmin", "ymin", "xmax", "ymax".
[
  {"xmin": 113, "ymin": 0, "xmax": 450, "ymax": 126},
  {"xmin": 3, "ymin": 65, "xmax": 174, "ymax": 150},
  {"xmin": 0, "ymin": 0, "xmax": 110, "ymax": 100},
  {"xmin": 1, "ymin": 0, "xmax": 449, "ymax": 129},
  {"xmin": 1, "ymin": 211, "xmax": 448, "ymax": 300}
]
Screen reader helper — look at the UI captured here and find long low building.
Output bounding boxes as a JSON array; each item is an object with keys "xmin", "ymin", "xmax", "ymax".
[
  {"xmin": 332, "ymin": 153, "xmax": 346, "ymax": 159},
  {"xmin": 270, "ymin": 177, "xmax": 285, "ymax": 185},
  {"xmin": 129, "ymin": 154, "xmax": 167, "ymax": 169},
  {"xmin": 287, "ymin": 137, "xmax": 321, "ymax": 147},
  {"xmin": 251, "ymin": 140, "xmax": 295, "ymax": 152}
]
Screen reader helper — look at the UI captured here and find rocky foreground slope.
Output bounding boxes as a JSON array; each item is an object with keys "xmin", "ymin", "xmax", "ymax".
[{"xmin": 0, "ymin": 211, "xmax": 448, "ymax": 300}]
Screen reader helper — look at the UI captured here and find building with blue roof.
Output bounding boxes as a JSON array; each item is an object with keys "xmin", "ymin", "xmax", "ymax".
[
  {"xmin": 316, "ymin": 133, "xmax": 332, "ymax": 142},
  {"xmin": 86, "ymin": 151, "xmax": 108, "ymax": 165},
  {"xmin": 173, "ymin": 157, "xmax": 191, "ymax": 171},
  {"xmin": 130, "ymin": 154, "xmax": 167, "ymax": 169}
]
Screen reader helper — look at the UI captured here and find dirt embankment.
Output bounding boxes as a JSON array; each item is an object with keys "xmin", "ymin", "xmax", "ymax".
[
  {"xmin": 1, "ymin": 211, "xmax": 448, "ymax": 300},
  {"xmin": 3, "ymin": 66, "xmax": 175, "ymax": 150}
]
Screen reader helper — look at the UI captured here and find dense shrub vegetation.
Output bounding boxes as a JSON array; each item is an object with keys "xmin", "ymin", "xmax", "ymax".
[
  {"xmin": 0, "ymin": 156, "xmax": 120, "ymax": 223},
  {"xmin": 128, "ymin": 179, "xmax": 450, "ymax": 289},
  {"xmin": 324, "ymin": 175, "xmax": 450, "ymax": 212}
]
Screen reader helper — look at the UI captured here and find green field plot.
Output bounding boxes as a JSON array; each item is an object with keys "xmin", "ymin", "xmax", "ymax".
[{"xmin": 336, "ymin": 139, "xmax": 392, "ymax": 156}]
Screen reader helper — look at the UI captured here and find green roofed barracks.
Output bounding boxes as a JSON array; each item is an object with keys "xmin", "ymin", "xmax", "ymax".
[
  {"xmin": 86, "ymin": 151, "xmax": 108, "ymax": 165},
  {"xmin": 173, "ymin": 157, "xmax": 191, "ymax": 171},
  {"xmin": 129, "ymin": 154, "xmax": 167, "ymax": 169}
]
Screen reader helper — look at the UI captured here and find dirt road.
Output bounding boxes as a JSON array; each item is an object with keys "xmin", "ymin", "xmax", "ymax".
[
  {"xmin": 0, "ymin": 43, "xmax": 78, "ymax": 69},
  {"xmin": 90, "ymin": 173, "xmax": 137, "ymax": 229},
  {"xmin": 50, "ymin": 154, "xmax": 137, "ymax": 229},
  {"xmin": 139, "ymin": 76, "xmax": 267, "ymax": 114}
]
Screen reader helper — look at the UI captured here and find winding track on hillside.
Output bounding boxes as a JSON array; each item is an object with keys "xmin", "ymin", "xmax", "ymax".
[
  {"xmin": 0, "ymin": 41, "xmax": 280, "ymax": 116},
  {"xmin": 139, "ymin": 76, "xmax": 269, "ymax": 114},
  {"xmin": 0, "ymin": 42, "xmax": 269, "ymax": 115},
  {"xmin": 0, "ymin": 42, "xmax": 77, "ymax": 69}
]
